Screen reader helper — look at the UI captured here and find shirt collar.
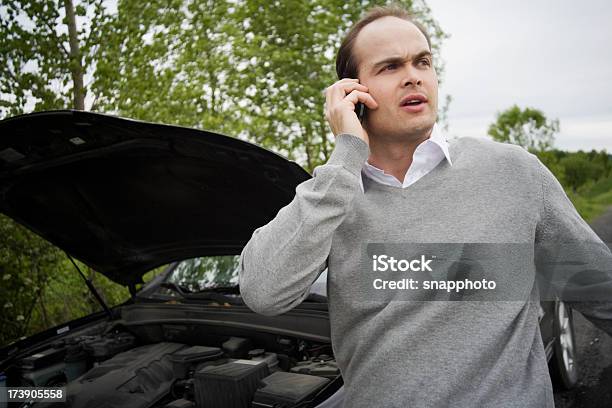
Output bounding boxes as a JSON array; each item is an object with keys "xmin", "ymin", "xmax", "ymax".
[
  {"xmin": 359, "ymin": 123, "xmax": 453, "ymax": 192},
  {"xmin": 426, "ymin": 122, "xmax": 453, "ymax": 166}
]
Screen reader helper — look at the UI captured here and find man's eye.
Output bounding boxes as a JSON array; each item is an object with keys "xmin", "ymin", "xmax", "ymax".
[
  {"xmin": 419, "ymin": 59, "xmax": 431, "ymax": 66},
  {"xmin": 384, "ymin": 63, "xmax": 398, "ymax": 71}
]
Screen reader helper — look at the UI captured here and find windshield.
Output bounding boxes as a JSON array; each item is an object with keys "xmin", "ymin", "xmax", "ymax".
[{"xmin": 165, "ymin": 255, "xmax": 240, "ymax": 292}]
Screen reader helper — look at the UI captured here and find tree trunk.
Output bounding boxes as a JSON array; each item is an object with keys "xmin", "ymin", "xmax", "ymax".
[{"xmin": 63, "ymin": 0, "xmax": 85, "ymax": 110}]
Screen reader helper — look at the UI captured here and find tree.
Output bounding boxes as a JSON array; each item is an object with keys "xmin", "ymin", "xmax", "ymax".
[
  {"xmin": 560, "ymin": 152, "xmax": 603, "ymax": 193},
  {"xmin": 88, "ymin": 0, "xmax": 449, "ymax": 172},
  {"xmin": 587, "ymin": 149, "xmax": 611, "ymax": 179},
  {"xmin": 0, "ymin": 0, "xmax": 113, "ymax": 116},
  {"xmin": 0, "ymin": 214, "xmax": 65, "ymax": 345},
  {"xmin": 487, "ymin": 105, "xmax": 559, "ymax": 152},
  {"xmin": 534, "ymin": 149, "xmax": 565, "ymax": 184}
]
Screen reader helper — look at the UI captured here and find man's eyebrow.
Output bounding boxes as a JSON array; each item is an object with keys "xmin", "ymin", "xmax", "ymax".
[{"xmin": 370, "ymin": 50, "xmax": 432, "ymax": 72}]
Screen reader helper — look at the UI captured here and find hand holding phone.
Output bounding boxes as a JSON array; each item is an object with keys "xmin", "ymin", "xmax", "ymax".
[{"xmin": 323, "ymin": 78, "xmax": 377, "ymax": 145}]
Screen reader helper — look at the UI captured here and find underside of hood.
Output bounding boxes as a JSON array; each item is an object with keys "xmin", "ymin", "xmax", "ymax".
[{"xmin": 0, "ymin": 110, "xmax": 311, "ymax": 288}]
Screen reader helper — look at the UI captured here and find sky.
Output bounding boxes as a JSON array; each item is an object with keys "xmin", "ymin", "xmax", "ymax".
[{"xmin": 426, "ymin": 0, "xmax": 612, "ymax": 151}]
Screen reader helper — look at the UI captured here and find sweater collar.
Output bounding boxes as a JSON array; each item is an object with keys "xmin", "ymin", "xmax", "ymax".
[{"xmin": 359, "ymin": 123, "xmax": 452, "ymax": 192}]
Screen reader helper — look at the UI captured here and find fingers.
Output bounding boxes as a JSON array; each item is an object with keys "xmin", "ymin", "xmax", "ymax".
[
  {"xmin": 325, "ymin": 79, "xmax": 368, "ymax": 102},
  {"xmin": 344, "ymin": 89, "xmax": 378, "ymax": 109},
  {"xmin": 323, "ymin": 78, "xmax": 376, "ymax": 143},
  {"xmin": 322, "ymin": 79, "xmax": 352, "ymax": 96},
  {"xmin": 337, "ymin": 83, "xmax": 369, "ymax": 101},
  {"xmin": 324, "ymin": 78, "xmax": 378, "ymax": 110},
  {"xmin": 323, "ymin": 77, "xmax": 359, "ymax": 92}
]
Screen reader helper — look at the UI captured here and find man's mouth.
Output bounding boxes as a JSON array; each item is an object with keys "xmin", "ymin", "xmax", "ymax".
[
  {"xmin": 399, "ymin": 94, "xmax": 428, "ymax": 107},
  {"xmin": 399, "ymin": 93, "xmax": 428, "ymax": 113}
]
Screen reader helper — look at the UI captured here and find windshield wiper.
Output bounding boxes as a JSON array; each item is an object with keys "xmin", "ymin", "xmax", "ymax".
[
  {"xmin": 160, "ymin": 282, "xmax": 241, "ymax": 305},
  {"xmin": 192, "ymin": 285, "xmax": 240, "ymax": 294}
]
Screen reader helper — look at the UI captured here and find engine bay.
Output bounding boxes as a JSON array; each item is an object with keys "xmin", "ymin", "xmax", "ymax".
[{"xmin": 1, "ymin": 304, "xmax": 341, "ymax": 408}]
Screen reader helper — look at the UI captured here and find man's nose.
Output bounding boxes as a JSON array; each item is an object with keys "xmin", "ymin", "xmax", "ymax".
[{"xmin": 401, "ymin": 66, "xmax": 423, "ymax": 87}]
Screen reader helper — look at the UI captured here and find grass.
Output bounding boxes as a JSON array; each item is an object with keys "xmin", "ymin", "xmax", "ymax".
[
  {"xmin": 584, "ymin": 175, "xmax": 612, "ymax": 199},
  {"xmin": 566, "ymin": 178, "xmax": 612, "ymax": 223}
]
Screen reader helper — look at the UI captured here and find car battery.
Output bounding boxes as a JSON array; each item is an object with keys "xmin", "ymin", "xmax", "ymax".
[
  {"xmin": 170, "ymin": 345, "xmax": 223, "ymax": 378},
  {"xmin": 252, "ymin": 372, "xmax": 330, "ymax": 408},
  {"xmin": 194, "ymin": 359, "xmax": 269, "ymax": 408},
  {"xmin": 289, "ymin": 355, "xmax": 340, "ymax": 378}
]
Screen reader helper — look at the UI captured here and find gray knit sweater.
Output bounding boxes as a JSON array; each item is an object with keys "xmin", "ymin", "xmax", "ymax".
[{"xmin": 239, "ymin": 133, "xmax": 612, "ymax": 408}]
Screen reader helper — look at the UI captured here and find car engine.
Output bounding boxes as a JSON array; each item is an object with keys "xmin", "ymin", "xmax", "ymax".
[{"xmin": 4, "ymin": 322, "xmax": 341, "ymax": 408}]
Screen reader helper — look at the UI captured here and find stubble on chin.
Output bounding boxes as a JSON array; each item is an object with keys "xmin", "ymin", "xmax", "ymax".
[{"xmin": 367, "ymin": 115, "xmax": 436, "ymax": 144}]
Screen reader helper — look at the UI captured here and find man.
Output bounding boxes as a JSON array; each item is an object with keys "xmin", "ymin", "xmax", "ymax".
[{"xmin": 239, "ymin": 5, "xmax": 612, "ymax": 407}]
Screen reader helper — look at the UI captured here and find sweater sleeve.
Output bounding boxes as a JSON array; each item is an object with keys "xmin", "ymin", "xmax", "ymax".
[
  {"xmin": 238, "ymin": 134, "xmax": 369, "ymax": 316},
  {"xmin": 534, "ymin": 156, "xmax": 612, "ymax": 336}
]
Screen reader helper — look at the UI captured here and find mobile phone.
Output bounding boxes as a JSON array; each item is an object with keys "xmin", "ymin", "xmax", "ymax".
[{"xmin": 356, "ymin": 102, "xmax": 366, "ymax": 123}]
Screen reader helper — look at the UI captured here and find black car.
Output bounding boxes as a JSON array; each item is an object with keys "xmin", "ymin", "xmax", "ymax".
[{"xmin": 0, "ymin": 110, "xmax": 577, "ymax": 408}]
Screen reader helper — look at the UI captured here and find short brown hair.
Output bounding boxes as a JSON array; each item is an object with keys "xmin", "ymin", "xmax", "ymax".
[{"xmin": 335, "ymin": 4, "xmax": 432, "ymax": 80}]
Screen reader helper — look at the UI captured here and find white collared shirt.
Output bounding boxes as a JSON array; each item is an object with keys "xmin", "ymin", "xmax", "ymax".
[{"xmin": 359, "ymin": 123, "xmax": 452, "ymax": 192}]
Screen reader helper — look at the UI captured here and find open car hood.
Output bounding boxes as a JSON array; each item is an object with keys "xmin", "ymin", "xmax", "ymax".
[{"xmin": 0, "ymin": 110, "xmax": 310, "ymax": 288}]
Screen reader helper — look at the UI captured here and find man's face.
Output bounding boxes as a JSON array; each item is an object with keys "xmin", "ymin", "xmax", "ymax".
[{"xmin": 353, "ymin": 16, "xmax": 438, "ymax": 141}]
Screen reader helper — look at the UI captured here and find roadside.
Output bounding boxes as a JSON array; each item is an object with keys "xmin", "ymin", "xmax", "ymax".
[{"xmin": 553, "ymin": 205, "xmax": 612, "ymax": 408}]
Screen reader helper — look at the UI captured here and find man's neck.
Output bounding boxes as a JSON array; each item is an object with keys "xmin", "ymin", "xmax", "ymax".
[{"xmin": 366, "ymin": 127, "xmax": 434, "ymax": 183}]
